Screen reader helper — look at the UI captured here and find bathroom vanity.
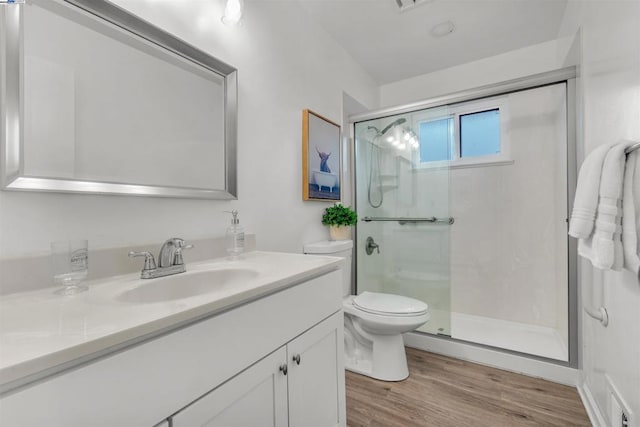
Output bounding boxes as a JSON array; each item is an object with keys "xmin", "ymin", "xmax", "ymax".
[{"xmin": 0, "ymin": 252, "xmax": 345, "ymax": 426}]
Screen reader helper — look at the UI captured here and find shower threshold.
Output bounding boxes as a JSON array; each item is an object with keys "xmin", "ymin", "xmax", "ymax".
[{"xmin": 416, "ymin": 311, "xmax": 568, "ymax": 362}]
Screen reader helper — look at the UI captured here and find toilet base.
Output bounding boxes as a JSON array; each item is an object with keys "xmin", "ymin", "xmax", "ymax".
[
  {"xmin": 345, "ymin": 357, "xmax": 409, "ymax": 382},
  {"xmin": 344, "ymin": 329, "xmax": 410, "ymax": 381}
]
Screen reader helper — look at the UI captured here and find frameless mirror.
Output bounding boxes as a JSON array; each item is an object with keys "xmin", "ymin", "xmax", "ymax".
[{"xmin": 0, "ymin": 0, "xmax": 237, "ymax": 199}]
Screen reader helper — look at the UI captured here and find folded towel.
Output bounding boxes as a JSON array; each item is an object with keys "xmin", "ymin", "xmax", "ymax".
[
  {"xmin": 577, "ymin": 209, "xmax": 622, "ymax": 270},
  {"xmin": 574, "ymin": 142, "xmax": 638, "ymax": 270},
  {"xmin": 622, "ymin": 147, "xmax": 640, "ymax": 278},
  {"xmin": 591, "ymin": 143, "xmax": 633, "ymax": 270},
  {"xmin": 569, "ymin": 143, "xmax": 616, "ymax": 238}
]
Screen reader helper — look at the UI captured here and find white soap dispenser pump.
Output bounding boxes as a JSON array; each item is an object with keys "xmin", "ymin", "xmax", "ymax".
[{"xmin": 225, "ymin": 210, "xmax": 245, "ymax": 257}]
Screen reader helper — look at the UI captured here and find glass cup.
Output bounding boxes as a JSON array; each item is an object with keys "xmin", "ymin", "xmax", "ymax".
[{"xmin": 51, "ymin": 240, "xmax": 89, "ymax": 295}]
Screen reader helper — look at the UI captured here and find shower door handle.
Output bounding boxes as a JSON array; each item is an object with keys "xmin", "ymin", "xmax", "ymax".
[{"xmin": 365, "ymin": 237, "xmax": 380, "ymax": 255}]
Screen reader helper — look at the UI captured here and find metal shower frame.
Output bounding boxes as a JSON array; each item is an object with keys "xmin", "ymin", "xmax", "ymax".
[{"xmin": 348, "ymin": 67, "xmax": 579, "ymax": 368}]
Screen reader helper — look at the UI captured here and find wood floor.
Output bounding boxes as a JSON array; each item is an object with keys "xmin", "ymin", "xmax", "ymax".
[{"xmin": 346, "ymin": 348, "xmax": 591, "ymax": 427}]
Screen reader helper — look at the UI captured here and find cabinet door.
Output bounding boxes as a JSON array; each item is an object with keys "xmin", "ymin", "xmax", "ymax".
[
  {"xmin": 288, "ymin": 311, "xmax": 346, "ymax": 427},
  {"xmin": 172, "ymin": 347, "xmax": 288, "ymax": 427}
]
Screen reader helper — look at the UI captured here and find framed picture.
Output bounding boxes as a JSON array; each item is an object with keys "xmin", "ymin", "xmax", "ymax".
[{"xmin": 302, "ymin": 109, "xmax": 341, "ymax": 201}]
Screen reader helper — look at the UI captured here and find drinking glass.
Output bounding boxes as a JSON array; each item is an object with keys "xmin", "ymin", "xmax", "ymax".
[{"xmin": 51, "ymin": 240, "xmax": 89, "ymax": 295}]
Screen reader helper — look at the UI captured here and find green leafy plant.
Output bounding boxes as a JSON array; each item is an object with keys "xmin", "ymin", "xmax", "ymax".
[{"xmin": 322, "ymin": 203, "xmax": 357, "ymax": 226}]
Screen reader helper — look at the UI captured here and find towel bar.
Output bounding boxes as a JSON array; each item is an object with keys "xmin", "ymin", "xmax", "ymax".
[
  {"xmin": 584, "ymin": 305, "xmax": 608, "ymax": 326},
  {"xmin": 362, "ymin": 216, "xmax": 455, "ymax": 225},
  {"xmin": 625, "ymin": 141, "xmax": 640, "ymax": 155}
]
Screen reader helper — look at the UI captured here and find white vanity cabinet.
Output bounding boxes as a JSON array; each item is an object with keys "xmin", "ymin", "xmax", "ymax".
[
  {"xmin": 171, "ymin": 311, "xmax": 344, "ymax": 427},
  {"xmin": 171, "ymin": 347, "xmax": 289, "ymax": 427},
  {"xmin": 287, "ymin": 311, "xmax": 344, "ymax": 427},
  {"xmin": 0, "ymin": 268, "xmax": 345, "ymax": 427}
]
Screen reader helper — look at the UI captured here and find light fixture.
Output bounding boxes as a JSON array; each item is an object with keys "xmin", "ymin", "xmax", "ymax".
[
  {"xmin": 369, "ymin": 118, "xmax": 417, "ymax": 151},
  {"xmin": 222, "ymin": 0, "xmax": 244, "ymax": 25},
  {"xmin": 430, "ymin": 20, "xmax": 455, "ymax": 38}
]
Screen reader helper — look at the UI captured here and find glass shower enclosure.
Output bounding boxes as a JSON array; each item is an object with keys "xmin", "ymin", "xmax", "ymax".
[
  {"xmin": 354, "ymin": 106, "xmax": 453, "ymax": 337},
  {"xmin": 353, "ymin": 81, "xmax": 572, "ymax": 362}
]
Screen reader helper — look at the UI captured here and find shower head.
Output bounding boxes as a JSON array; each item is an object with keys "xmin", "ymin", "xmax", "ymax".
[{"xmin": 380, "ymin": 118, "xmax": 407, "ymax": 135}]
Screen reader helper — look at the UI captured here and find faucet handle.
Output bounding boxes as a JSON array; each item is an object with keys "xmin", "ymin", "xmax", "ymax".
[
  {"xmin": 173, "ymin": 244, "xmax": 194, "ymax": 266},
  {"xmin": 128, "ymin": 251, "xmax": 157, "ymax": 271},
  {"xmin": 174, "ymin": 238, "xmax": 186, "ymax": 246}
]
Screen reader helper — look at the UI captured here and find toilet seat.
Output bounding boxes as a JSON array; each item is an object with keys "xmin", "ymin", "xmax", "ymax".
[{"xmin": 352, "ymin": 292, "xmax": 428, "ymax": 317}]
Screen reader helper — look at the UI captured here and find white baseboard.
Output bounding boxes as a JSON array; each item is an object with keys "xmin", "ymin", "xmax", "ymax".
[
  {"xmin": 577, "ymin": 381, "xmax": 606, "ymax": 427},
  {"xmin": 403, "ymin": 332, "xmax": 578, "ymax": 386}
]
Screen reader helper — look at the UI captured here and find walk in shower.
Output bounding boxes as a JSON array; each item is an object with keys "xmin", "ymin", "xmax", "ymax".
[{"xmin": 353, "ymin": 73, "xmax": 576, "ymax": 363}]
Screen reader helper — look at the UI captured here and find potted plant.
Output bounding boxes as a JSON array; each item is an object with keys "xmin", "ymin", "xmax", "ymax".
[{"xmin": 322, "ymin": 203, "xmax": 357, "ymax": 241}]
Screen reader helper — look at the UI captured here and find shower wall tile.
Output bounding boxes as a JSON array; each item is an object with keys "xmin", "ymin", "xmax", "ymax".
[{"xmin": 447, "ymin": 84, "xmax": 568, "ymax": 330}]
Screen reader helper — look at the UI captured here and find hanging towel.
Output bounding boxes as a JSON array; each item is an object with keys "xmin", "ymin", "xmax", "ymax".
[
  {"xmin": 622, "ymin": 147, "xmax": 640, "ymax": 278},
  {"xmin": 569, "ymin": 143, "xmax": 616, "ymax": 238},
  {"xmin": 578, "ymin": 142, "xmax": 637, "ymax": 270}
]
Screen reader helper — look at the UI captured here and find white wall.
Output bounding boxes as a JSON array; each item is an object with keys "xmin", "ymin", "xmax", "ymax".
[
  {"xmin": 380, "ymin": 37, "xmax": 574, "ymax": 108},
  {"xmin": 0, "ymin": 1, "xmax": 378, "ymax": 266},
  {"xmin": 559, "ymin": 1, "xmax": 640, "ymax": 425}
]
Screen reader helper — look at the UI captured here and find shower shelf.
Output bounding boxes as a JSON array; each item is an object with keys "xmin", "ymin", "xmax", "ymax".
[{"xmin": 379, "ymin": 184, "xmax": 398, "ymax": 193}]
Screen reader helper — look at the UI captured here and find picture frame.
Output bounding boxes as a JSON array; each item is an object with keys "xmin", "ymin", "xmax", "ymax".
[{"xmin": 302, "ymin": 109, "xmax": 341, "ymax": 201}]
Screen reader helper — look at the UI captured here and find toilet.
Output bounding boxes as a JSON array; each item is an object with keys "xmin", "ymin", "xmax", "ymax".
[{"xmin": 304, "ymin": 240, "xmax": 429, "ymax": 381}]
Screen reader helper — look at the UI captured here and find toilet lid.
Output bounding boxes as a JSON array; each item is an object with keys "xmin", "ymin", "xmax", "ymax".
[{"xmin": 353, "ymin": 292, "xmax": 428, "ymax": 316}]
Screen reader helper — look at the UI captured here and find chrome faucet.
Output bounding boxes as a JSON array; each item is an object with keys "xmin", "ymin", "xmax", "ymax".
[{"xmin": 129, "ymin": 238, "xmax": 193, "ymax": 279}]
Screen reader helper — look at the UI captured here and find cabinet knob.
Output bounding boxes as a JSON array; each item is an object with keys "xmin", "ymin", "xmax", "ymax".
[
  {"xmin": 279, "ymin": 364, "xmax": 288, "ymax": 376},
  {"xmin": 292, "ymin": 354, "xmax": 301, "ymax": 365}
]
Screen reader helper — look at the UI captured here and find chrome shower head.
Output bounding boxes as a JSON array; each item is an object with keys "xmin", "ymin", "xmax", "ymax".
[{"xmin": 380, "ymin": 118, "xmax": 407, "ymax": 135}]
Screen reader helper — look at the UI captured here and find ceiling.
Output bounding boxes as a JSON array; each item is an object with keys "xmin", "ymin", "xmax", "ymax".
[{"xmin": 297, "ymin": 0, "xmax": 568, "ymax": 84}]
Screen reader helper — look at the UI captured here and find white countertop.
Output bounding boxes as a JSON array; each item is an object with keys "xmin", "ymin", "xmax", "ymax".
[{"xmin": 0, "ymin": 251, "xmax": 342, "ymax": 391}]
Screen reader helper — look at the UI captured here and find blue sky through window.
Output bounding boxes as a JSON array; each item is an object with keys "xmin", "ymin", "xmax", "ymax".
[
  {"xmin": 419, "ymin": 118, "xmax": 452, "ymax": 162},
  {"xmin": 459, "ymin": 109, "xmax": 500, "ymax": 157}
]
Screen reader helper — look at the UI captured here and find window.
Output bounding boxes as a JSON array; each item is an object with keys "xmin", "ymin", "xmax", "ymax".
[
  {"xmin": 419, "ymin": 118, "xmax": 453, "ymax": 163},
  {"xmin": 413, "ymin": 97, "xmax": 509, "ymax": 168},
  {"xmin": 459, "ymin": 109, "xmax": 500, "ymax": 158}
]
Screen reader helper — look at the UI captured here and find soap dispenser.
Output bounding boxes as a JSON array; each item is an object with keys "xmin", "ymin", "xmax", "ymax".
[{"xmin": 225, "ymin": 210, "xmax": 245, "ymax": 257}]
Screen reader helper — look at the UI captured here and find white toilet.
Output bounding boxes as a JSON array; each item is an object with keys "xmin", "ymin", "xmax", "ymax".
[{"xmin": 304, "ymin": 240, "xmax": 429, "ymax": 381}]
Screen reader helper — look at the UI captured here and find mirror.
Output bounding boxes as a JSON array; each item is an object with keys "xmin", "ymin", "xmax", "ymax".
[{"xmin": 0, "ymin": 0, "xmax": 237, "ymax": 199}]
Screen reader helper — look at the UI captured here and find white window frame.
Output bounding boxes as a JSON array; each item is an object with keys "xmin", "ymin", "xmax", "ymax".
[{"xmin": 412, "ymin": 95, "xmax": 511, "ymax": 169}]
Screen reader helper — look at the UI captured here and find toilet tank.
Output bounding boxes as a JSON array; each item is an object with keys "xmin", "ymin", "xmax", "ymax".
[{"xmin": 303, "ymin": 240, "xmax": 353, "ymax": 296}]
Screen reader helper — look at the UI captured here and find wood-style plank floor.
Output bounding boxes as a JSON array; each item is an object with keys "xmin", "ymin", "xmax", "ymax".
[{"xmin": 346, "ymin": 348, "xmax": 591, "ymax": 427}]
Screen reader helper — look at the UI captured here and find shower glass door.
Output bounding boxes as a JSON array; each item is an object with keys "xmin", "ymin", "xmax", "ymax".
[
  {"xmin": 354, "ymin": 107, "xmax": 453, "ymax": 336},
  {"xmin": 353, "ymin": 82, "xmax": 570, "ymax": 362}
]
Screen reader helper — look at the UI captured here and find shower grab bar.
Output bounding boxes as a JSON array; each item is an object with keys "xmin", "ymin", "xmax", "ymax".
[{"xmin": 362, "ymin": 216, "xmax": 455, "ymax": 225}]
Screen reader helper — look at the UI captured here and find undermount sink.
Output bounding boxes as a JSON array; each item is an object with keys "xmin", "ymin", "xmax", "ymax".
[{"xmin": 117, "ymin": 268, "xmax": 260, "ymax": 303}]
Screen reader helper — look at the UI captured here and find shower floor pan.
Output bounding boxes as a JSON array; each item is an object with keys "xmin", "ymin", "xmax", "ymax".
[{"xmin": 415, "ymin": 311, "xmax": 568, "ymax": 362}]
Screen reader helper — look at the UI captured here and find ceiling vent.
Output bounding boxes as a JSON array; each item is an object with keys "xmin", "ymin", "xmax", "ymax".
[{"xmin": 394, "ymin": 0, "xmax": 434, "ymax": 13}]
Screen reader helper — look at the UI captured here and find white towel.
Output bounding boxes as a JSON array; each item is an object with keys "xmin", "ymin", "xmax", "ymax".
[
  {"xmin": 593, "ymin": 143, "xmax": 632, "ymax": 269},
  {"xmin": 575, "ymin": 142, "xmax": 636, "ymax": 270},
  {"xmin": 622, "ymin": 147, "xmax": 640, "ymax": 278},
  {"xmin": 569, "ymin": 143, "xmax": 616, "ymax": 238}
]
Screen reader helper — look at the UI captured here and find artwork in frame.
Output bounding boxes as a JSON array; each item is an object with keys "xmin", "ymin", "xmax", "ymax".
[{"xmin": 302, "ymin": 109, "xmax": 341, "ymax": 201}]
